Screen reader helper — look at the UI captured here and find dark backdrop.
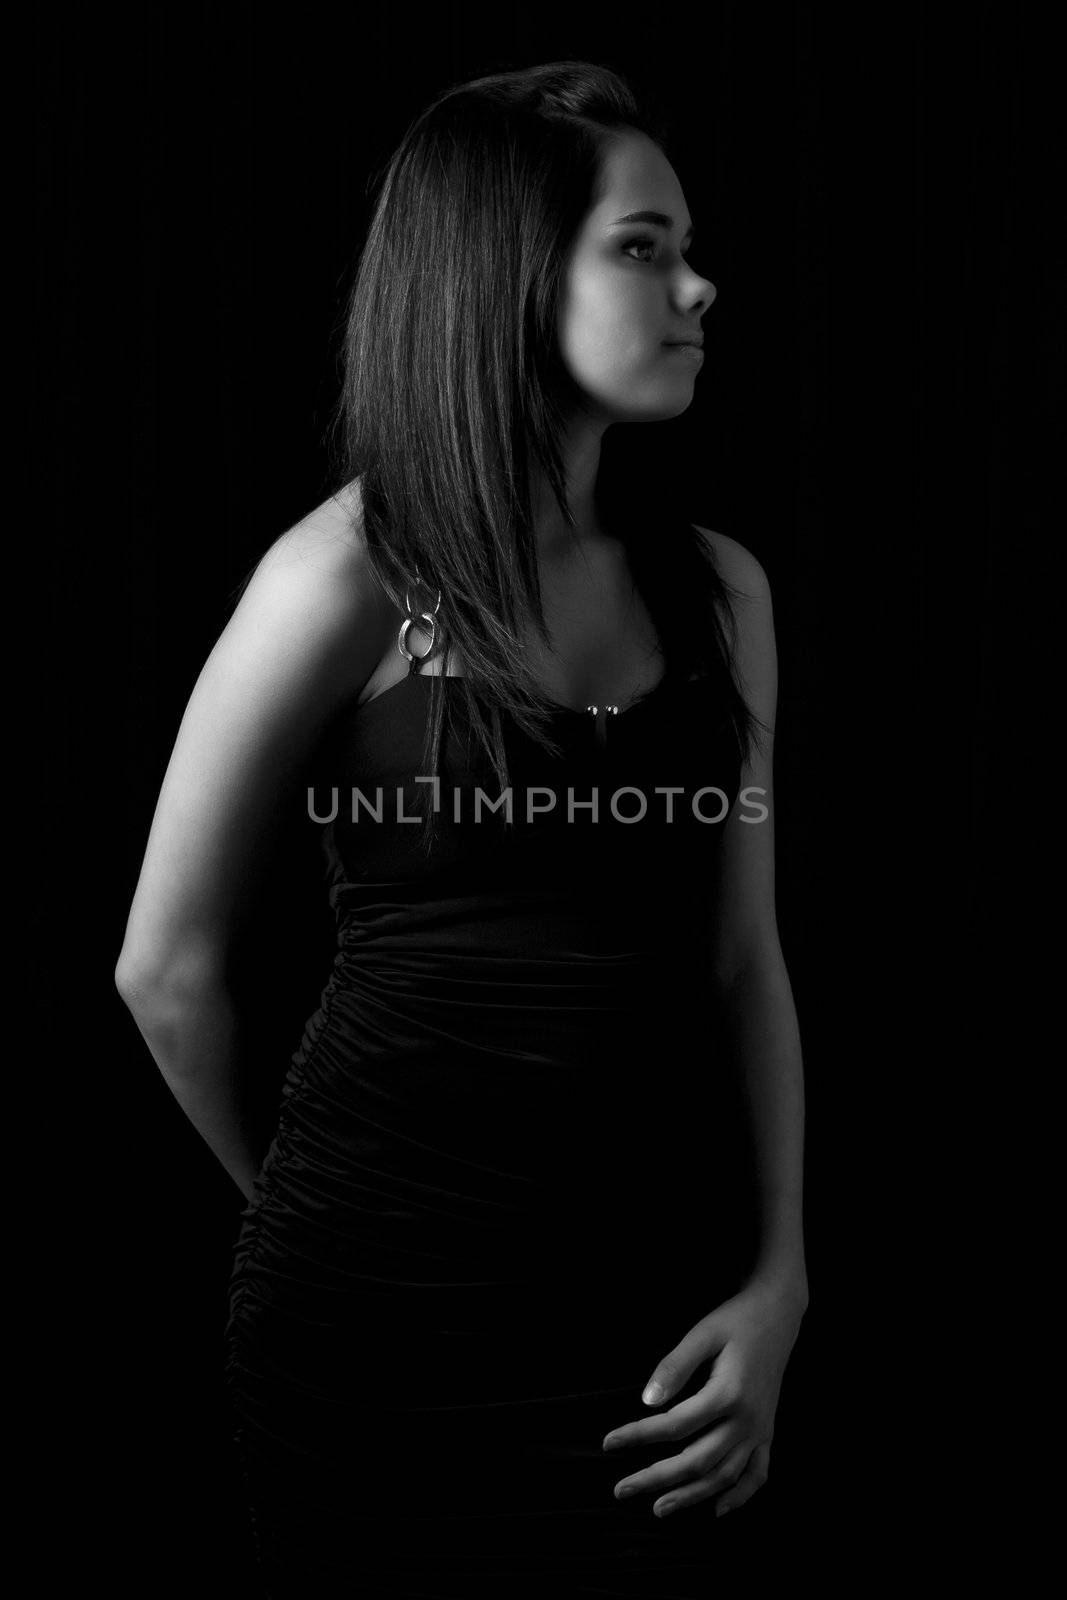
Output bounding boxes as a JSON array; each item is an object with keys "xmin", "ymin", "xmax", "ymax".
[{"xmin": 34, "ymin": 3, "xmax": 1051, "ymax": 1590}]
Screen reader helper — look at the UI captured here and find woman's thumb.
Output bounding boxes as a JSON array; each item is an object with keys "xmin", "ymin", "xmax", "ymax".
[{"xmin": 642, "ymin": 1317, "xmax": 725, "ymax": 1405}]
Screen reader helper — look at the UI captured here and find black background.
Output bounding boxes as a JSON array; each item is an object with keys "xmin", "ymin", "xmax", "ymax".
[{"xmin": 33, "ymin": 2, "xmax": 1053, "ymax": 1590}]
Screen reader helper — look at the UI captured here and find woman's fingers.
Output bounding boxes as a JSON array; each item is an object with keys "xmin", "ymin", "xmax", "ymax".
[
  {"xmin": 612, "ymin": 1422, "xmax": 736, "ymax": 1506},
  {"xmin": 603, "ymin": 1378, "xmax": 735, "ymax": 1453},
  {"xmin": 650, "ymin": 1441, "xmax": 753, "ymax": 1518},
  {"xmin": 714, "ymin": 1440, "xmax": 771, "ymax": 1516}
]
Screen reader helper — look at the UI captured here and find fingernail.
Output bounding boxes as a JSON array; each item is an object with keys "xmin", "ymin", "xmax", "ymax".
[
  {"xmin": 656, "ymin": 1500, "xmax": 677, "ymax": 1517},
  {"xmin": 615, "ymin": 1484, "xmax": 637, "ymax": 1499},
  {"xmin": 642, "ymin": 1381, "xmax": 664, "ymax": 1405}
]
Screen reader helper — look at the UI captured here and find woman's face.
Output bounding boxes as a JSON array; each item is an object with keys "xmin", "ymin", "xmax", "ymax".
[{"xmin": 556, "ymin": 130, "xmax": 716, "ymax": 425}]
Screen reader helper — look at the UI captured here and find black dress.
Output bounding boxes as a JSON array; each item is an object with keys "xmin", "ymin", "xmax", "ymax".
[{"xmin": 224, "ymin": 639, "xmax": 758, "ymax": 1598}]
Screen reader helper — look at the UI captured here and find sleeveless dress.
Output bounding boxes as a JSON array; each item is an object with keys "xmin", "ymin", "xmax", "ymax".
[{"xmin": 224, "ymin": 643, "xmax": 758, "ymax": 1598}]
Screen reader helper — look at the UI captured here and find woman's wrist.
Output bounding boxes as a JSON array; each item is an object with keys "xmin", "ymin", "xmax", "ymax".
[{"xmin": 744, "ymin": 1258, "xmax": 810, "ymax": 1313}]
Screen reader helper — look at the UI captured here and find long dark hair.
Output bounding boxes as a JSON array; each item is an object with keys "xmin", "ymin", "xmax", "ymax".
[{"xmin": 324, "ymin": 59, "xmax": 762, "ymax": 849}]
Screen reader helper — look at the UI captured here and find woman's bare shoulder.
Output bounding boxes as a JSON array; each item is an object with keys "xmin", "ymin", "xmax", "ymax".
[
  {"xmin": 691, "ymin": 524, "xmax": 771, "ymax": 603},
  {"xmin": 255, "ymin": 478, "xmax": 376, "ymax": 584},
  {"xmin": 226, "ymin": 477, "xmax": 398, "ymax": 709},
  {"xmin": 244, "ymin": 479, "xmax": 397, "ymax": 622}
]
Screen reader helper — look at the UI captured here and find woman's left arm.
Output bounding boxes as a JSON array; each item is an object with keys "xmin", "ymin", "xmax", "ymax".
[
  {"xmin": 703, "ymin": 528, "xmax": 807, "ymax": 1308},
  {"xmin": 712, "ymin": 933, "xmax": 808, "ymax": 1304},
  {"xmin": 599, "ymin": 531, "xmax": 808, "ymax": 1520}
]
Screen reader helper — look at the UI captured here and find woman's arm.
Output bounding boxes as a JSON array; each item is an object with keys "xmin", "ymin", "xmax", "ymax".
[
  {"xmin": 115, "ymin": 481, "xmax": 393, "ymax": 1201},
  {"xmin": 595, "ymin": 527, "xmax": 807, "ymax": 1519},
  {"xmin": 696, "ymin": 528, "xmax": 808, "ymax": 1308}
]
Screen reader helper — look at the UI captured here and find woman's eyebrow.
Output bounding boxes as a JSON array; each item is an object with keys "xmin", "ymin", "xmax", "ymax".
[{"xmin": 608, "ymin": 210, "xmax": 695, "ymax": 244}]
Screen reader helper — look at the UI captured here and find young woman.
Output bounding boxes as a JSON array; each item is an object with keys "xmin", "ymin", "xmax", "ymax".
[{"xmin": 116, "ymin": 61, "xmax": 808, "ymax": 1599}]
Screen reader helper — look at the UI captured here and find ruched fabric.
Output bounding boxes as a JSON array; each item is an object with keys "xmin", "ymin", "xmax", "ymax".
[{"xmin": 224, "ymin": 659, "xmax": 756, "ymax": 1597}]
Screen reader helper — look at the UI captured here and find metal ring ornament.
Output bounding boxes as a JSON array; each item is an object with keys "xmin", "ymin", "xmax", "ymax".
[
  {"xmin": 398, "ymin": 611, "xmax": 442, "ymax": 664},
  {"xmin": 398, "ymin": 579, "xmax": 443, "ymax": 666},
  {"xmin": 403, "ymin": 582, "xmax": 441, "ymax": 621}
]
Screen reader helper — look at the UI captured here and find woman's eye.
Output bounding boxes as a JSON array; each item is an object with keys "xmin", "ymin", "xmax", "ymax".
[{"xmin": 622, "ymin": 237, "xmax": 695, "ymax": 267}]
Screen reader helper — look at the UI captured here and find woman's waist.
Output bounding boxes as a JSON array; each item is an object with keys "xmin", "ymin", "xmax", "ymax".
[
  {"xmin": 301, "ymin": 943, "xmax": 690, "ymax": 1080},
  {"xmin": 268, "ymin": 988, "xmax": 740, "ymax": 1215}
]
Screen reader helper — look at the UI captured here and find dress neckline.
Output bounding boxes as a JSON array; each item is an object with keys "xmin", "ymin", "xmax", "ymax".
[{"xmin": 355, "ymin": 657, "xmax": 688, "ymax": 723}]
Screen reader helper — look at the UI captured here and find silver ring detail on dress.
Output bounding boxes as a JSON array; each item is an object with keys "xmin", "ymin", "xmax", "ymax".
[
  {"xmin": 398, "ymin": 611, "xmax": 440, "ymax": 663},
  {"xmin": 404, "ymin": 582, "xmax": 442, "ymax": 621}
]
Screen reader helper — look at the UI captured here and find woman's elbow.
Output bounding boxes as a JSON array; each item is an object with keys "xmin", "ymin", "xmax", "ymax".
[
  {"xmin": 114, "ymin": 937, "xmax": 229, "ymax": 1013},
  {"xmin": 114, "ymin": 946, "xmax": 154, "ymax": 1008}
]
